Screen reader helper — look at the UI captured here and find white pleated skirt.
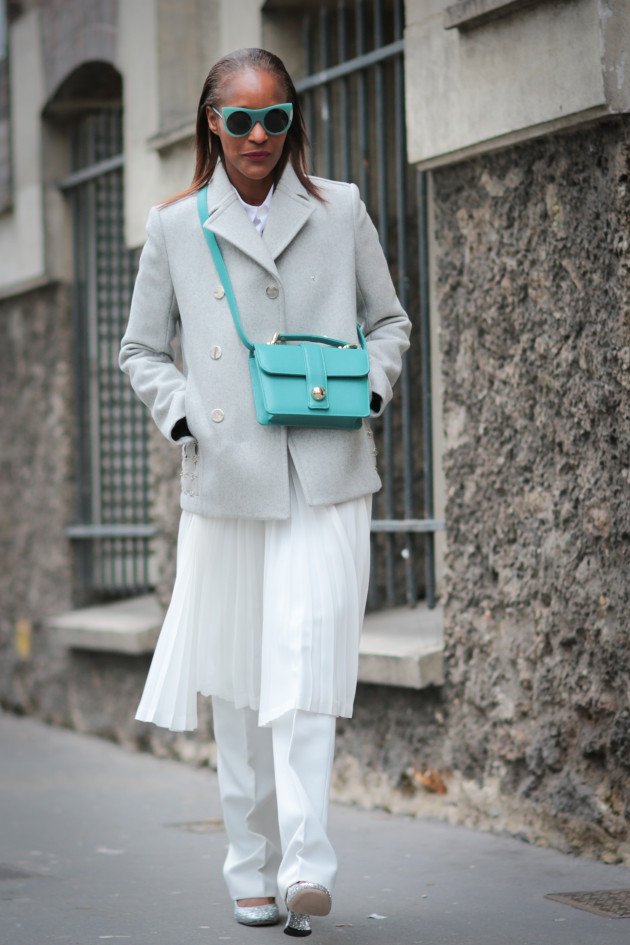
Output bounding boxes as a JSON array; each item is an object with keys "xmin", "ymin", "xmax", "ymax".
[{"xmin": 135, "ymin": 460, "xmax": 372, "ymax": 731}]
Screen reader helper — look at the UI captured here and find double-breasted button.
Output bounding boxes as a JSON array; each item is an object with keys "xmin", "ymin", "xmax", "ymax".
[
  {"xmin": 210, "ymin": 345, "xmax": 222, "ymax": 360},
  {"xmin": 213, "ymin": 286, "xmax": 225, "ymax": 300},
  {"xmin": 265, "ymin": 285, "xmax": 279, "ymax": 299},
  {"xmin": 211, "ymin": 408, "xmax": 224, "ymax": 423}
]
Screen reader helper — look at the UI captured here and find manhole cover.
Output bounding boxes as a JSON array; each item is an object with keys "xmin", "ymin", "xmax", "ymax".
[
  {"xmin": 165, "ymin": 819, "xmax": 224, "ymax": 833},
  {"xmin": 545, "ymin": 889, "xmax": 630, "ymax": 918}
]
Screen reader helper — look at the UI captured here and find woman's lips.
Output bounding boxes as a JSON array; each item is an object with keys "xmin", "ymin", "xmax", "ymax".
[{"xmin": 243, "ymin": 151, "xmax": 271, "ymax": 162}]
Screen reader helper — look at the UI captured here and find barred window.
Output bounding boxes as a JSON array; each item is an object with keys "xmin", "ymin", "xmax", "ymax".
[
  {"xmin": 290, "ymin": 0, "xmax": 443, "ymax": 610},
  {"xmin": 0, "ymin": 0, "xmax": 10, "ymax": 212}
]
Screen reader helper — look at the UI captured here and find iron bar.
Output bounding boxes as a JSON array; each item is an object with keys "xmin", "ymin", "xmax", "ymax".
[
  {"xmin": 416, "ymin": 168, "xmax": 438, "ymax": 608},
  {"xmin": 393, "ymin": 0, "xmax": 416, "ymax": 606},
  {"xmin": 319, "ymin": 7, "xmax": 334, "ymax": 177},
  {"xmin": 355, "ymin": 0, "xmax": 369, "ymax": 245},
  {"xmin": 371, "ymin": 0, "xmax": 397, "ymax": 606},
  {"xmin": 85, "ymin": 173, "xmax": 104, "ymax": 586},
  {"xmin": 57, "ymin": 153, "xmax": 124, "ymax": 191},
  {"xmin": 70, "ymin": 143, "xmax": 91, "ymax": 591},
  {"xmin": 65, "ymin": 524, "xmax": 157, "ymax": 539},
  {"xmin": 337, "ymin": 0, "xmax": 351, "ymax": 182},
  {"xmin": 294, "ymin": 38, "xmax": 404, "ymax": 92},
  {"xmin": 303, "ymin": 13, "xmax": 316, "ymax": 173},
  {"xmin": 371, "ymin": 518, "xmax": 445, "ymax": 533}
]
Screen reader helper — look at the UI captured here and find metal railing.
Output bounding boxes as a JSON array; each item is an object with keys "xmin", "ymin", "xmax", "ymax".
[
  {"xmin": 59, "ymin": 108, "xmax": 154, "ymax": 598},
  {"xmin": 296, "ymin": 0, "xmax": 445, "ymax": 609}
]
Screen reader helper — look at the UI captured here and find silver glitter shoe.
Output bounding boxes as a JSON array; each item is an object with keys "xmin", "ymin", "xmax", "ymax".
[
  {"xmin": 284, "ymin": 910, "xmax": 312, "ymax": 937},
  {"xmin": 283, "ymin": 882, "xmax": 332, "ymax": 936},
  {"xmin": 285, "ymin": 881, "xmax": 332, "ymax": 917},
  {"xmin": 234, "ymin": 901, "xmax": 280, "ymax": 926}
]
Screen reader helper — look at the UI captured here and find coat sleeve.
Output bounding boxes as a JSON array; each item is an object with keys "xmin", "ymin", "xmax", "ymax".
[
  {"xmin": 118, "ymin": 206, "xmax": 196, "ymax": 446},
  {"xmin": 351, "ymin": 183, "xmax": 412, "ymax": 417}
]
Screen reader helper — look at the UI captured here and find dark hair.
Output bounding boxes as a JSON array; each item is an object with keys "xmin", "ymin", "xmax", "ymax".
[{"xmin": 159, "ymin": 48, "xmax": 323, "ymax": 207}]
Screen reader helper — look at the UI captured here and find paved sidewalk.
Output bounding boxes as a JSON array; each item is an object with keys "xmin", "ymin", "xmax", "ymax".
[{"xmin": 1, "ymin": 711, "xmax": 629, "ymax": 945}]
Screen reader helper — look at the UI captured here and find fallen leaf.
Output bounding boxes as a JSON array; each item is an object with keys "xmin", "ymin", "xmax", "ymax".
[{"xmin": 412, "ymin": 766, "xmax": 448, "ymax": 795}]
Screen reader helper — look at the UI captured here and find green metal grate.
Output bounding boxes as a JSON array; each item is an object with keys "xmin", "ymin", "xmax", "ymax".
[
  {"xmin": 545, "ymin": 889, "xmax": 630, "ymax": 919},
  {"xmin": 297, "ymin": 0, "xmax": 444, "ymax": 610},
  {"xmin": 64, "ymin": 107, "xmax": 154, "ymax": 598}
]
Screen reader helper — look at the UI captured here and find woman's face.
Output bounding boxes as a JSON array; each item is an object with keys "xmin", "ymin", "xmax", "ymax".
[{"xmin": 207, "ymin": 68, "xmax": 289, "ymax": 198}]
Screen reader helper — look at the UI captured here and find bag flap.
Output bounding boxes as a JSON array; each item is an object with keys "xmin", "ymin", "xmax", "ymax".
[{"xmin": 253, "ymin": 343, "xmax": 369, "ymax": 378}]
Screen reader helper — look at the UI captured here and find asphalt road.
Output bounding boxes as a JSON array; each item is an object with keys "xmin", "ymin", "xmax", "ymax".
[{"xmin": 1, "ymin": 711, "xmax": 629, "ymax": 945}]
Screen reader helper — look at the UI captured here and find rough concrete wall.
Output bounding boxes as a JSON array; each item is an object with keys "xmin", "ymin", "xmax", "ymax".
[
  {"xmin": 0, "ymin": 283, "xmax": 185, "ymax": 751},
  {"xmin": 431, "ymin": 116, "xmax": 630, "ymax": 859},
  {"xmin": 0, "ymin": 283, "xmax": 76, "ymax": 708}
]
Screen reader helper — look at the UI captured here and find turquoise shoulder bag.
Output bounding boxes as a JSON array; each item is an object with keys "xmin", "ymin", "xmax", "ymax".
[{"xmin": 196, "ymin": 186, "xmax": 370, "ymax": 430}]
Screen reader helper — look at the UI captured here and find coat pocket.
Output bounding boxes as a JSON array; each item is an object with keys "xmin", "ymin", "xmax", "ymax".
[{"xmin": 181, "ymin": 440, "xmax": 200, "ymax": 497}]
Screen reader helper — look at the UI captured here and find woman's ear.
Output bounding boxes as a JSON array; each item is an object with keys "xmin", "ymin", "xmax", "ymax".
[{"xmin": 206, "ymin": 105, "xmax": 220, "ymax": 136}]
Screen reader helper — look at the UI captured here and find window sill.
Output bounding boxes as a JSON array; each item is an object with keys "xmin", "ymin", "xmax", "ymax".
[
  {"xmin": 147, "ymin": 119, "xmax": 195, "ymax": 154},
  {"xmin": 47, "ymin": 595, "xmax": 162, "ymax": 655},
  {"xmin": 358, "ymin": 603, "xmax": 444, "ymax": 689},
  {"xmin": 443, "ymin": 0, "xmax": 547, "ymax": 31},
  {"xmin": 47, "ymin": 595, "xmax": 445, "ymax": 690}
]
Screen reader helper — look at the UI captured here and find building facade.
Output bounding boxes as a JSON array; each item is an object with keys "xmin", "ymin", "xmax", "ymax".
[{"xmin": 0, "ymin": 0, "xmax": 628, "ymax": 862}]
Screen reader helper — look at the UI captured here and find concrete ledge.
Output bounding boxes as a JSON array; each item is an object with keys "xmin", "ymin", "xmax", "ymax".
[
  {"xmin": 443, "ymin": 0, "xmax": 545, "ymax": 31},
  {"xmin": 358, "ymin": 603, "xmax": 444, "ymax": 689},
  {"xmin": 46, "ymin": 595, "xmax": 163, "ymax": 655},
  {"xmin": 47, "ymin": 594, "xmax": 445, "ymax": 688},
  {"xmin": 147, "ymin": 119, "xmax": 195, "ymax": 153},
  {"xmin": 0, "ymin": 274, "xmax": 58, "ymax": 302}
]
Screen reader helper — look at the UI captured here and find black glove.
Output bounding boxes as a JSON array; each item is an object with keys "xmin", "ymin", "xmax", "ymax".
[
  {"xmin": 171, "ymin": 417, "xmax": 193, "ymax": 441},
  {"xmin": 370, "ymin": 393, "xmax": 382, "ymax": 413}
]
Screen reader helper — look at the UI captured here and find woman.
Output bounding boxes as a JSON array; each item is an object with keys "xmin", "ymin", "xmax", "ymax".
[{"xmin": 119, "ymin": 48, "xmax": 410, "ymax": 937}]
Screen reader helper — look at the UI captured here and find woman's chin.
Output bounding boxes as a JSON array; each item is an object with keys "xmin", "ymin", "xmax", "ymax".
[{"xmin": 239, "ymin": 160, "xmax": 277, "ymax": 181}]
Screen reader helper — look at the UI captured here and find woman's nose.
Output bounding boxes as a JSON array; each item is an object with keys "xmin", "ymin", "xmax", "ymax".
[{"xmin": 249, "ymin": 121, "xmax": 268, "ymax": 143}]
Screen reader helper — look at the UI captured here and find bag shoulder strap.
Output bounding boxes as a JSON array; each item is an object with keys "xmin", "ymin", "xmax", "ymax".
[
  {"xmin": 196, "ymin": 186, "xmax": 254, "ymax": 352},
  {"xmin": 196, "ymin": 184, "xmax": 366, "ymax": 353}
]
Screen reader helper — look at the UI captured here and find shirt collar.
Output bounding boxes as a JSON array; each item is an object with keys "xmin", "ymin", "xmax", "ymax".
[{"xmin": 235, "ymin": 183, "xmax": 274, "ymax": 216}]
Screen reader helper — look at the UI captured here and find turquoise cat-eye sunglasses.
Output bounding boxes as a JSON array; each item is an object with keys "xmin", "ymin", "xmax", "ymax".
[{"xmin": 211, "ymin": 103, "xmax": 293, "ymax": 137}]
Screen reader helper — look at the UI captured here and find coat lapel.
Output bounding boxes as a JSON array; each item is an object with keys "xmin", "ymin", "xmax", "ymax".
[
  {"xmin": 203, "ymin": 162, "xmax": 279, "ymax": 280},
  {"xmin": 202, "ymin": 161, "xmax": 315, "ymax": 278},
  {"xmin": 262, "ymin": 163, "xmax": 315, "ymax": 260}
]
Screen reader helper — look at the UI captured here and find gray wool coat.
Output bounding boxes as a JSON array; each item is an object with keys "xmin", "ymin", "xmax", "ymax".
[{"xmin": 119, "ymin": 160, "xmax": 411, "ymax": 519}]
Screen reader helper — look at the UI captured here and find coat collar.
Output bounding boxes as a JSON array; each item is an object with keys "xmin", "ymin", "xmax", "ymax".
[{"xmin": 202, "ymin": 161, "xmax": 315, "ymax": 279}]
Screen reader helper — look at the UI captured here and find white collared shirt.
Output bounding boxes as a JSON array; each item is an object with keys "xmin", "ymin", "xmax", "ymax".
[{"xmin": 234, "ymin": 184, "xmax": 275, "ymax": 234}]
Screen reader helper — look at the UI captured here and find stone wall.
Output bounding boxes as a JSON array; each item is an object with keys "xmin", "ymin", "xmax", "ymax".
[
  {"xmin": 0, "ymin": 282, "xmax": 76, "ymax": 711},
  {"xmin": 428, "ymin": 116, "xmax": 630, "ymax": 858}
]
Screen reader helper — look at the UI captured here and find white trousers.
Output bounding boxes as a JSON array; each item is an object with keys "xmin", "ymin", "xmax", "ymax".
[{"xmin": 211, "ymin": 695, "xmax": 337, "ymax": 902}]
